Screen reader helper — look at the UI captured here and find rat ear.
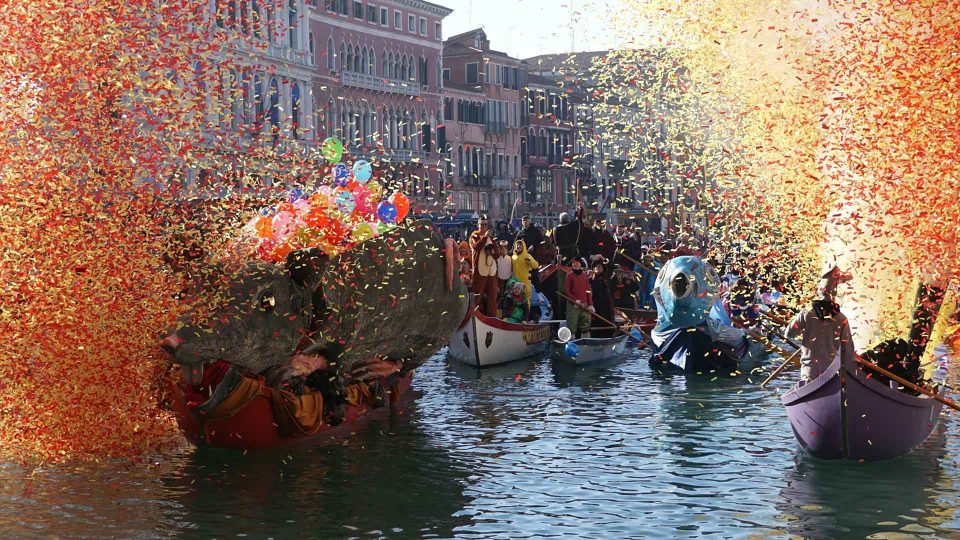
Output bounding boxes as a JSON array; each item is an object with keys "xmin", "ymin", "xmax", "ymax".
[{"xmin": 286, "ymin": 248, "xmax": 327, "ymax": 290}]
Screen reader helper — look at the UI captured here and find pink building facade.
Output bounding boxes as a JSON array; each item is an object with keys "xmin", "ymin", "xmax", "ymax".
[
  {"xmin": 442, "ymin": 29, "xmax": 524, "ymax": 221},
  {"xmin": 310, "ymin": 0, "xmax": 452, "ymax": 211}
]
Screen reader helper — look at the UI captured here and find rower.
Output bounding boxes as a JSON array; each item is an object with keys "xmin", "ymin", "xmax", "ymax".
[{"xmin": 785, "ymin": 263, "xmax": 855, "ymax": 382}]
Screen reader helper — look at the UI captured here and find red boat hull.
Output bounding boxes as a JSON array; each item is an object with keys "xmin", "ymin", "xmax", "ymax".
[{"xmin": 171, "ymin": 372, "xmax": 414, "ymax": 451}]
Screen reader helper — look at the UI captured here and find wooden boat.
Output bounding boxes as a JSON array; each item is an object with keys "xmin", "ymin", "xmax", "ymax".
[
  {"xmin": 781, "ymin": 353, "xmax": 945, "ymax": 461},
  {"xmin": 170, "ymin": 364, "xmax": 413, "ymax": 451},
  {"xmin": 553, "ymin": 334, "xmax": 630, "ymax": 365},
  {"xmin": 448, "ymin": 308, "xmax": 551, "ymax": 367}
]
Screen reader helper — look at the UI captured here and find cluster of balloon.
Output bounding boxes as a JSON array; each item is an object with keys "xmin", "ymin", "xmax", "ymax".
[{"xmin": 247, "ymin": 137, "xmax": 412, "ymax": 262}]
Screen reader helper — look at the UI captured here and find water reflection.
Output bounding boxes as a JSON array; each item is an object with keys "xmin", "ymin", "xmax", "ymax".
[
  {"xmin": 780, "ymin": 428, "xmax": 953, "ymax": 539},
  {"xmin": 163, "ymin": 408, "xmax": 475, "ymax": 539},
  {"xmin": 1, "ymin": 351, "xmax": 960, "ymax": 539}
]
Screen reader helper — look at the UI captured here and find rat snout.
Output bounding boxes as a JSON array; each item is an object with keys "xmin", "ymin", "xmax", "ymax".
[{"xmin": 160, "ymin": 334, "xmax": 183, "ymax": 354}]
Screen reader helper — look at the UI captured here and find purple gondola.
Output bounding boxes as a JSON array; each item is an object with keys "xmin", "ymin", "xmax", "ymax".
[{"xmin": 781, "ymin": 353, "xmax": 945, "ymax": 461}]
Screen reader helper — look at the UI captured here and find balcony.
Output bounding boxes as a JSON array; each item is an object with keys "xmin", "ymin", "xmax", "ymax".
[
  {"xmin": 492, "ymin": 177, "xmax": 513, "ymax": 189},
  {"xmin": 341, "ymin": 71, "xmax": 421, "ymax": 96},
  {"xmin": 463, "ymin": 175, "xmax": 492, "ymax": 188}
]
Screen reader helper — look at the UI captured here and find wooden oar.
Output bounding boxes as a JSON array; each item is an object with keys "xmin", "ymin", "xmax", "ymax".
[
  {"xmin": 759, "ymin": 349, "xmax": 802, "ymax": 388},
  {"xmin": 617, "ymin": 250, "xmax": 657, "ymax": 274},
  {"xmin": 759, "ymin": 309, "xmax": 793, "ymax": 328},
  {"xmin": 856, "ymin": 357, "xmax": 960, "ymax": 412},
  {"xmin": 557, "ymin": 291, "xmax": 648, "ymax": 343},
  {"xmin": 747, "ymin": 330, "xmax": 796, "ymax": 358},
  {"xmin": 757, "ymin": 316, "xmax": 803, "ymax": 351}
]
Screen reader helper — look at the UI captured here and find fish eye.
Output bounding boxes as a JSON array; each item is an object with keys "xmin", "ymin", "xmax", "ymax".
[{"xmin": 259, "ymin": 292, "xmax": 276, "ymax": 311}]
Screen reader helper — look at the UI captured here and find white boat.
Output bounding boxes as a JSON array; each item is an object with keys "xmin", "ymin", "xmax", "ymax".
[
  {"xmin": 448, "ymin": 309, "xmax": 551, "ymax": 367},
  {"xmin": 554, "ymin": 334, "xmax": 630, "ymax": 365}
]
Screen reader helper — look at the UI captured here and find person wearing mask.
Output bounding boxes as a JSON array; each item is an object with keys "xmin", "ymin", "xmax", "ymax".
[
  {"xmin": 592, "ymin": 218, "xmax": 617, "ymax": 262},
  {"xmin": 469, "ymin": 215, "xmax": 499, "ymax": 316},
  {"xmin": 511, "ymin": 239, "xmax": 539, "ymax": 306},
  {"xmin": 457, "ymin": 240, "xmax": 473, "ymax": 288},
  {"xmin": 564, "ymin": 257, "xmax": 594, "ymax": 339},
  {"xmin": 786, "ymin": 265, "xmax": 855, "ymax": 381}
]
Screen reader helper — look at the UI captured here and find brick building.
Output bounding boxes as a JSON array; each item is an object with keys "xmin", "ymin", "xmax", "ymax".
[
  {"xmin": 518, "ymin": 72, "xmax": 576, "ymax": 228},
  {"xmin": 441, "ymin": 29, "xmax": 524, "ymax": 221}
]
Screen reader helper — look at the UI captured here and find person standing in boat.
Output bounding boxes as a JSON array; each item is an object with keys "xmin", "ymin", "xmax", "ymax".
[
  {"xmin": 496, "ymin": 240, "xmax": 514, "ymax": 297},
  {"xmin": 515, "ymin": 213, "xmax": 546, "ymax": 264},
  {"xmin": 785, "ymin": 264, "xmax": 855, "ymax": 382},
  {"xmin": 589, "ymin": 257, "xmax": 617, "ymax": 339},
  {"xmin": 511, "ymin": 239, "xmax": 539, "ymax": 307},
  {"xmin": 565, "ymin": 257, "xmax": 594, "ymax": 339},
  {"xmin": 469, "ymin": 215, "xmax": 499, "ymax": 316}
]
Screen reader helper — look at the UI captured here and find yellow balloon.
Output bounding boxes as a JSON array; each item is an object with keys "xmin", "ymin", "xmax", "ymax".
[
  {"xmin": 352, "ymin": 222, "xmax": 374, "ymax": 242},
  {"xmin": 366, "ymin": 181, "xmax": 383, "ymax": 199}
]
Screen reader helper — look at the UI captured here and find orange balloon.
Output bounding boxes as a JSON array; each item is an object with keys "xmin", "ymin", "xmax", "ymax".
[
  {"xmin": 388, "ymin": 192, "xmax": 410, "ymax": 221},
  {"xmin": 255, "ymin": 216, "xmax": 273, "ymax": 238}
]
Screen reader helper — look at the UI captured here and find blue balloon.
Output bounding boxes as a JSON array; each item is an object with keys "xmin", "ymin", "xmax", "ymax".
[
  {"xmin": 629, "ymin": 328, "xmax": 645, "ymax": 344},
  {"xmin": 334, "ymin": 190, "xmax": 356, "ymax": 214},
  {"xmin": 564, "ymin": 342, "xmax": 580, "ymax": 358},
  {"xmin": 352, "ymin": 160, "xmax": 373, "ymax": 183},
  {"xmin": 287, "ymin": 188, "xmax": 305, "ymax": 202},
  {"xmin": 376, "ymin": 201, "xmax": 398, "ymax": 223},
  {"xmin": 333, "ymin": 163, "xmax": 352, "ymax": 187}
]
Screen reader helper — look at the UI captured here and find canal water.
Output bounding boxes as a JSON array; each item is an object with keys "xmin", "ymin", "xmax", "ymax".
[{"xmin": 2, "ymin": 348, "xmax": 959, "ymax": 539}]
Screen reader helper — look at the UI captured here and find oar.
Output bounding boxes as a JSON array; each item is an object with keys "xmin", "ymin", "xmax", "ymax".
[
  {"xmin": 759, "ymin": 349, "xmax": 802, "ymax": 388},
  {"xmin": 759, "ymin": 309, "xmax": 793, "ymax": 328},
  {"xmin": 747, "ymin": 330, "xmax": 796, "ymax": 358},
  {"xmin": 617, "ymin": 249, "xmax": 658, "ymax": 275},
  {"xmin": 757, "ymin": 316, "xmax": 803, "ymax": 351},
  {"xmin": 557, "ymin": 291, "xmax": 647, "ymax": 344},
  {"xmin": 856, "ymin": 357, "xmax": 960, "ymax": 412}
]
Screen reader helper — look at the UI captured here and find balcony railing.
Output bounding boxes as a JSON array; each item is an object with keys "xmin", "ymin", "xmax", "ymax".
[
  {"xmin": 463, "ymin": 175, "xmax": 492, "ymax": 188},
  {"xmin": 341, "ymin": 71, "xmax": 421, "ymax": 96},
  {"xmin": 492, "ymin": 177, "xmax": 513, "ymax": 189}
]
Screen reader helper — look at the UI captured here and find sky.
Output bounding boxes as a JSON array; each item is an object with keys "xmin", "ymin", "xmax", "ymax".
[{"xmin": 439, "ymin": 0, "xmax": 616, "ymax": 60}]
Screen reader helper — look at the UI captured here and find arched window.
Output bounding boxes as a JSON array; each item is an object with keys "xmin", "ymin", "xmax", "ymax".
[
  {"xmin": 251, "ymin": 0, "xmax": 261, "ymax": 39},
  {"xmin": 308, "ymin": 32, "xmax": 315, "ymax": 64},
  {"xmin": 539, "ymin": 129, "xmax": 547, "ymax": 157},
  {"xmin": 253, "ymin": 72, "xmax": 263, "ymax": 129},
  {"xmin": 368, "ymin": 50, "xmax": 376, "ymax": 75},
  {"xmin": 401, "ymin": 55, "xmax": 407, "ymax": 81},
  {"xmin": 353, "ymin": 45, "xmax": 361, "ymax": 72},
  {"xmin": 361, "ymin": 48, "xmax": 367, "ymax": 74},
  {"xmin": 393, "ymin": 53, "xmax": 399, "ymax": 80},
  {"xmin": 381, "ymin": 50, "xmax": 388, "ymax": 78},
  {"xmin": 458, "ymin": 145, "xmax": 465, "ymax": 176},
  {"xmin": 291, "ymin": 82, "xmax": 301, "ymax": 139},
  {"xmin": 288, "ymin": 0, "xmax": 297, "ymax": 48},
  {"xmin": 340, "ymin": 43, "xmax": 347, "ymax": 71},
  {"xmin": 327, "ymin": 39, "xmax": 335, "ymax": 70},
  {"xmin": 268, "ymin": 78, "xmax": 280, "ymax": 128}
]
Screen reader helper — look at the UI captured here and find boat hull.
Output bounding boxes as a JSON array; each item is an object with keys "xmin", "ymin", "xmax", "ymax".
[
  {"xmin": 782, "ymin": 357, "xmax": 944, "ymax": 461},
  {"xmin": 171, "ymin": 372, "xmax": 413, "ymax": 451},
  {"xmin": 448, "ymin": 310, "xmax": 550, "ymax": 367},
  {"xmin": 554, "ymin": 335, "xmax": 630, "ymax": 365}
]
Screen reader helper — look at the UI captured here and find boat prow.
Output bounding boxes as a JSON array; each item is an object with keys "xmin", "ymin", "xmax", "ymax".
[{"xmin": 448, "ymin": 309, "xmax": 551, "ymax": 367}]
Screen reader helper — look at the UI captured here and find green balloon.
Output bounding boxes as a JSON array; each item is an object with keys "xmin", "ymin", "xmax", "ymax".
[{"xmin": 321, "ymin": 137, "xmax": 343, "ymax": 164}]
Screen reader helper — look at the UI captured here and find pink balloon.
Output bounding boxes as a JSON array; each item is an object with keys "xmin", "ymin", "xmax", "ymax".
[
  {"xmin": 272, "ymin": 211, "xmax": 296, "ymax": 241},
  {"xmin": 353, "ymin": 185, "xmax": 375, "ymax": 218}
]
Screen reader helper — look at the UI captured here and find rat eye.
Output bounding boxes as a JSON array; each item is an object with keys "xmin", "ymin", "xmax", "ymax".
[{"xmin": 259, "ymin": 293, "xmax": 276, "ymax": 311}]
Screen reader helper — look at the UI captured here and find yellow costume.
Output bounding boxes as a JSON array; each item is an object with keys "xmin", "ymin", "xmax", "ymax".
[{"xmin": 511, "ymin": 240, "xmax": 539, "ymax": 305}]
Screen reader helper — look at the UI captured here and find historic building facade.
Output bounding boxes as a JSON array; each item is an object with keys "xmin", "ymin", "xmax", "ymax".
[
  {"xmin": 310, "ymin": 0, "xmax": 452, "ymax": 210},
  {"xmin": 441, "ymin": 29, "xmax": 523, "ymax": 221}
]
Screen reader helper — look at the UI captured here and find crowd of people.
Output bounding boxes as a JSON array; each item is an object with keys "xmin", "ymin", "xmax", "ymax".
[{"xmin": 450, "ymin": 205, "xmax": 794, "ymax": 339}]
